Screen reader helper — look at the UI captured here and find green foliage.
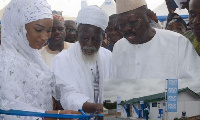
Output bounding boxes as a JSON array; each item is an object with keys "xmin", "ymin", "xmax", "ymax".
[
  {"xmin": 103, "ymin": 100, "xmax": 125, "ymax": 109},
  {"xmin": 174, "ymin": 118, "xmax": 178, "ymax": 120}
]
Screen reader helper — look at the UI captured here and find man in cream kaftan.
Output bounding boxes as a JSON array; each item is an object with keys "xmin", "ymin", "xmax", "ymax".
[
  {"xmin": 113, "ymin": 0, "xmax": 200, "ymax": 79},
  {"xmin": 113, "ymin": 29, "xmax": 200, "ymax": 79}
]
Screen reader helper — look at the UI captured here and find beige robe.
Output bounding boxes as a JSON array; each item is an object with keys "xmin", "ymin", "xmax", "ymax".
[{"xmin": 39, "ymin": 42, "xmax": 73, "ymax": 66}]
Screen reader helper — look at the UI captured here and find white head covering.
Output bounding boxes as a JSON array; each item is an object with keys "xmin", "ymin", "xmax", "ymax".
[
  {"xmin": 116, "ymin": 0, "xmax": 147, "ymax": 14},
  {"xmin": 77, "ymin": 5, "xmax": 109, "ymax": 31},
  {"xmin": 0, "ymin": 0, "xmax": 54, "ymax": 117},
  {"xmin": 1, "ymin": 0, "xmax": 52, "ymax": 62}
]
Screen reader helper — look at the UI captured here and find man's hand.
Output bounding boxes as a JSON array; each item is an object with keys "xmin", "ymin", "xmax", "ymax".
[
  {"xmin": 82, "ymin": 102, "xmax": 103, "ymax": 120},
  {"xmin": 82, "ymin": 102, "xmax": 103, "ymax": 114}
]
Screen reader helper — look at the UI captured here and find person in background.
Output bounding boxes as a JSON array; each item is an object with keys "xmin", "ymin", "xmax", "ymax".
[
  {"xmin": 39, "ymin": 14, "xmax": 73, "ymax": 66},
  {"xmin": 184, "ymin": 0, "xmax": 200, "ymax": 56},
  {"xmin": 112, "ymin": 0, "xmax": 200, "ymax": 79},
  {"xmin": 51, "ymin": 6, "xmax": 112, "ymax": 115},
  {"xmin": 105, "ymin": 14, "xmax": 123, "ymax": 52},
  {"xmin": 146, "ymin": 9, "xmax": 162, "ymax": 29},
  {"xmin": 101, "ymin": 34, "xmax": 108, "ymax": 48},
  {"xmin": 165, "ymin": 0, "xmax": 178, "ymax": 14},
  {"xmin": 0, "ymin": 0, "xmax": 78, "ymax": 120},
  {"xmin": 166, "ymin": 13, "xmax": 187, "ymax": 34},
  {"xmin": 64, "ymin": 20, "xmax": 77, "ymax": 43},
  {"xmin": 181, "ymin": 0, "xmax": 190, "ymax": 11}
]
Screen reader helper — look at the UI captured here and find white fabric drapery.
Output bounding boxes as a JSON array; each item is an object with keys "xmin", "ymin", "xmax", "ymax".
[{"xmin": 0, "ymin": 0, "xmax": 54, "ymax": 120}]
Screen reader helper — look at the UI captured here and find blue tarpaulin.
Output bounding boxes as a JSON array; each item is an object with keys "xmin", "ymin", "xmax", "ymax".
[{"xmin": 157, "ymin": 15, "xmax": 189, "ymax": 22}]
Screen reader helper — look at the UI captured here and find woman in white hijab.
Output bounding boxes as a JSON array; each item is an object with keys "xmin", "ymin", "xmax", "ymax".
[{"xmin": 0, "ymin": 0, "xmax": 77, "ymax": 120}]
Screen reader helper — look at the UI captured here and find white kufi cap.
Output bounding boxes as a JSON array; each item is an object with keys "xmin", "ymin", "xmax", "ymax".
[
  {"xmin": 116, "ymin": 0, "xmax": 147, "ymax": 14},
  {"xmin": 77, "ymin": 6, "xmax": 109, "ymax": 31}
]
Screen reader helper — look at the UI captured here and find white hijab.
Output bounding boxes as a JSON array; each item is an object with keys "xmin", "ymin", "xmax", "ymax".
[
  {"xmin": 0, "ymin": 0, "xmax": 54, "ymax": 119},
  {"xmin": 1, "ymin": 0, "xmax": 52, "ymax": 66}
]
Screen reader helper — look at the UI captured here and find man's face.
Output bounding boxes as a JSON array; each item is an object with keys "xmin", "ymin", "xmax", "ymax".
[
  {"xmin": 48, "ymin": 20, "xmax": 66, "ymax": 46},
  {"xmin": 189, "ymin": 0, "xmax": 200, "ymax": 38},
  {"xmin": 78, "ymin": 24, "xmax": 103, "ymax": 55},
  {"xmin": 166, "ymin": 22, "xmax": 186, "ymax": 34},
  {"xmin": 106, "ymin": 19, "xmax": 123, "ymax": 43},
  {"xmin": 65, "ymin": 21, "xmax": 77, "ymax": 43},
  {"xmin": 118, "ymin": 10, "xmax": 149, "ymax": 44}
]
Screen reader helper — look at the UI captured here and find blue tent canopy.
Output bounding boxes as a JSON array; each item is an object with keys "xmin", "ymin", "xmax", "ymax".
[
  {"xmin": 154, "ymin": 0, "xmax": 189, "ymax": 22},
  {"xmin": 157, "ymin": 15, "xmax": 189, "ymax": 22}
]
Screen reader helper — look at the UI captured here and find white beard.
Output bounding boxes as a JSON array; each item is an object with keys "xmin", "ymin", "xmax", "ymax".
[{"xmin": 81, "ymin": 51, "xmax": 99, "ymax": 64}]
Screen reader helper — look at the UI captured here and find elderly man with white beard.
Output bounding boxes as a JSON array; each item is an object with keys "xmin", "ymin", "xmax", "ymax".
[{"xmin": 51, "ymin": 6, "xmax": 112, "ymax": 114}]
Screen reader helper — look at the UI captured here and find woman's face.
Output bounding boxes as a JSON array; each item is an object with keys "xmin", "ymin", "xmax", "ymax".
[{"xmin": 25, "ymin": 18, "xmax": 53, "ymax": 49}]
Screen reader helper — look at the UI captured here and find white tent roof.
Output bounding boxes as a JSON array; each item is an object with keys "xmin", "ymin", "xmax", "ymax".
[
  {"xmin": 100, "ymin": 0, "xmax": 116, "ymax": 16},
  {"xmin": 0, "ymin": 5, "xmax": 6, "ymax": 20},
  {"xmin": 0, "ymin": 1, "xmax": 10, "ymax": 20},
  {"xmin": 153, "ymin": 1, "xmax": 188, "ymax": 16}
]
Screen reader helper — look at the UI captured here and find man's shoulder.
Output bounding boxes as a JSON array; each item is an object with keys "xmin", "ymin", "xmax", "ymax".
[
  {"xmin": 99, "ymin": 47, "xmax": 112, "ymax": 56},
  {"xmin": 155, "ymin": 29, "xmax": 189, "ymax": 42},
  {"xmin": 156, "ymin": 28, "xmax": 182, "ymax": 37},
  {"xmin": 38, "ymin": 45, "xmax": 47, "ymax": 54},
  {"xmin": 64, "ymin": 41, "xmax": 74, "ymax": 49},
  {"xmin": 115, "ymin": 37, "xmax": 127, "ymax": 44},
  {"xmin": 184, "ymin": 30, "xmax": 193, "ymax": 35},
  {"xmin": 52, "ymin": 49, "xmax": 69, "ymax": 63},
  {"xmin": 113, "ymin": 38, "xmax": 129, "ymax": 49},
  {"xmin": 183, "ymin": 30, "xmax": 195, "ymax": 42}
]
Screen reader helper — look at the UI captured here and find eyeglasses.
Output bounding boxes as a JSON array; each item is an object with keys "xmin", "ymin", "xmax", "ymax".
[
  {"xmin": 66, "ymin": 29, "xmax": 76, "ymax": 33},
  {"xmin": 118, "ymin": 18, "xmax": 141, "ymax": 30}
]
